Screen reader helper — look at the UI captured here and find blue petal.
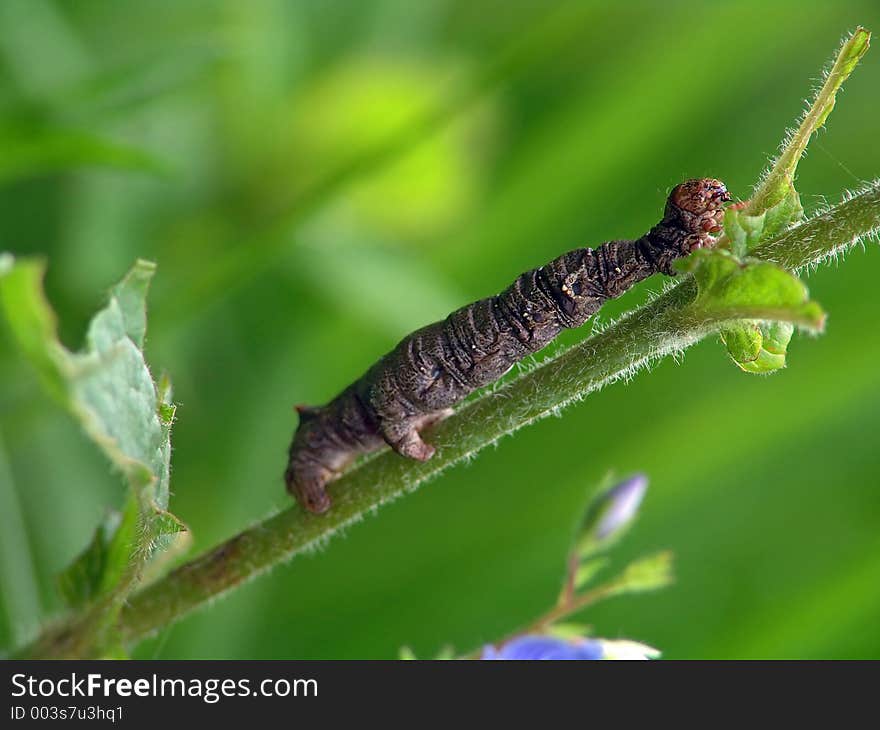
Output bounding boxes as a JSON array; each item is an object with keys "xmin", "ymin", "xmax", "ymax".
[
  {"xmin": 570, "ymin": 640, "xmax": 604, "ymax": 660},
  {"xmin": 482, "ymin": 635, "xmax": 604, "ymax": 660}
]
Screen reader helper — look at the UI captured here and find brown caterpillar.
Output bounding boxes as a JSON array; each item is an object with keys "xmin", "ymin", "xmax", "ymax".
[{"xmin": 286, "ymin": 178, "xmax": 730, "ymax": 513}]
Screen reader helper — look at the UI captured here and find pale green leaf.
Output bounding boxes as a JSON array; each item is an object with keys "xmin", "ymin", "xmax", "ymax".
[
  {"xmin": 720, "ymin": 320, "xmax": 794, "ymax": 374},
  {"xmin": 680, "ymin": 249, "xmax": 826, "ymax": 331},
  {"xmin": 725, "ymin": 188, "xmax": 805, "ymax": 258},
  {"xmin": 0, "ymin": 255, "xmax": 181, "ymax": 614},
  {"xmin": 602, "ymin": 551, "xmax": 675, "ymax": 600}
]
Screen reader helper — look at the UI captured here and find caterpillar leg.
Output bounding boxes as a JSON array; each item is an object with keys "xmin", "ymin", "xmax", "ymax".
[
  {"xmin": 383, "ymin": 420, "xmax": 435, "ymax": 461},
  {"xmin": 285, "ymin": 462, "xmax": 332, "ymax": 514},
  {"xmin": 380, "ymin": 409, "xmax": 453, "ymax": 462}
]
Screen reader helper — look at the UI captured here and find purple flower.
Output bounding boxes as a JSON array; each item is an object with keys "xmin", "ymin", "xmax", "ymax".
[
  {"xmin": 481, "ymin": 635, "xmax": 660, "ymax": 660},
  {"xmin": 481, "ymin": 635, "xmax": 604, "ymax": 660},
  {"xmin": 578, "ymin": 474, "xmax": 648, "ymax": 550},
  {"xmin": 596, "ymin": 474, "xmax": 648, "ymax": 539}
]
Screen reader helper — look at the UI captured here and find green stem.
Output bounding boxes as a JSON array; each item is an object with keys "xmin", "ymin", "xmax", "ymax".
[
  {"xmin": 747, "ymin": 27, "xmax": 870, "ymax": 215},
  {"xmin": 120, "ymin": 182, "xmax": 880, "ymax": 648},
  {"xmin": 17, "ymin": 182, "xmax": 880, "ymax": 657},
  {"xmin": 461, "ymin": 577, "xmax": 624, "ymax": 659}
]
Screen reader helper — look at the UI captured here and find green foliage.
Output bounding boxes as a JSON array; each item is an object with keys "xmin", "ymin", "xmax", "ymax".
[
  {"xmin": 2, "ymin": 4, "xmax": 880, "ymax": 661},
  {"xmin": 35, "ymin": 178, "xmax": 880, "ymax": 657},
  {"xmin": 720, "ymin": 321, "xmax": 794, "ymax": 374},
  {"xmin": 57, "ymin": 498, "xmax": 138, "ymax": 610},
  {"xmin": 748, "ymin": 27, "xmax": 870, "ymax": 217},
  {"xmin": 564, "ymin": 480, "xmax": 674, "ymax": 618},
  {"xmin": 0, "ymin": 256, "xmax": 180, "ymax": 652},
  {"xmin": 607, "ymin": 551, "xmax": 675, "ymax": 597},
  {"xmin": 0, "ymin": 257, "xmax": 172, "ymax": 511},
  {"xmin": 716, "ymin": 27, "xmax": 870, "ymax": 373},
  {"xmin": 684, "ymin": 246, "xmax": 823, "ymax": 373},
  {"xmin": 725, "ymin": 194, "xmax": 805, "ymax": 260},
  {"xmin": 681, "ymin": 249, "xmax": 825, "ymax": 330},
  {"xmin": 463, "ymin": 476, "xmax": 671, "ymax": 658}
]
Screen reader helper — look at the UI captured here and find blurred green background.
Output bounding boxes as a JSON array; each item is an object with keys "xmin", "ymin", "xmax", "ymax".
[{"xmin": 1, "ymin": 0, "xmax": 879, "ymax": 659}]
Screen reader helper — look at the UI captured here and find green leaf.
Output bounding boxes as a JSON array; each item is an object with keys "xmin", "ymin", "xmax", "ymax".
[
  {"xmin": 724, "ymin": 206, "xmax": 767, "ymax": 259},
  {"xmin": 599, "ymin": 551, "xmax": 675, "ymax": 601},
  {"xmin": 719, "ymin": 321, "xmax": 763, "ymax": 363},
  {"xmin": 725, "ymin": 189, "xmax": 804, "ymax": 258},
  {"xmin": 57, "ymin": 498, "xmax": 138, "ymax": 610},
  {"xmin": 0, "ymin": 254, "xmax": 68, "ymax": 401},
  {"xmin": 108, "ymin": 260, "xmax": 154, "ymax": 349},
  {"xmin": 681, "ymin": 248, "xmax": 822, "ymax": 374},
  {"xmin": 0, "ymin": 255, "xmax": 182, "ymax": 614},
  {"xmin": 152, "ymin": 508, "xmax": 187, "ymax": 538},
  {"xmin": 761, "ymin": 189, "xmax": 804, "ymax": 240},
  {"xmin": 720, "ymin": 320, "xmax": 794, "ymax": 374},
  {"xmin": 680, "ymin": 249, "xmax": 825, "ymax": 331},
  {"xmin": 718, "ymin": 28, "xmax": 867, "ymax": 260},
  {"xmin": 713, "ymin": 27, "xmax": 868, "ymax": 370}
]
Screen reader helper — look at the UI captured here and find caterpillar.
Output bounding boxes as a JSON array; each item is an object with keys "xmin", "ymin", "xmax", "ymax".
[{"xmin": 286, "ymin": 178, "xmax": 730, "ymax": 513}]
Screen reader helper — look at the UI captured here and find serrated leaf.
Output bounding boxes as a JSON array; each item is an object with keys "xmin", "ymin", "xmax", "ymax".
[
  {"xmin": 108, "ymin": 260, "xmax": 154, "ymax": 348},
  {"xmin": 157, "ymin": 373, "xmax": 176, "ymax": 426},
  {"xmin": 152, "ymin": 508, "xmax": 187, "ymax": 537},
  {"xmin": 0, "ymin": 255, "xmax": 182, "ymax": 617},
  {"xmin": 680, "ymin": 249, "xmax": 825, "ymax": 331},
  {"xmin": 139, "ymin": 528, "xmax": 193, "ymax": 588}
]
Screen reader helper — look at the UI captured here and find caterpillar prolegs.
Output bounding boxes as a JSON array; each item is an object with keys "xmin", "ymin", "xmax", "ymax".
[{"xmin": 286, "ymin": 178, "xmax": 730, "ymax": 513}]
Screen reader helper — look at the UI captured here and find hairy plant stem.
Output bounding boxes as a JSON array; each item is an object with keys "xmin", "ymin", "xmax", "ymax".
[
  {"xmin": 747, "ymin": 27, "xmax": 870, "ymax": 215},
  {"xmin": 18, "ymin": 183, "xmax": 880, "ymax": 657}
]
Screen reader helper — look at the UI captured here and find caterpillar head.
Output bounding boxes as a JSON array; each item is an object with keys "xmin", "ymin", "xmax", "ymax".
[{"xmin": 666, "ymin": 178, "xmax": 731, "ymax": 251}]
